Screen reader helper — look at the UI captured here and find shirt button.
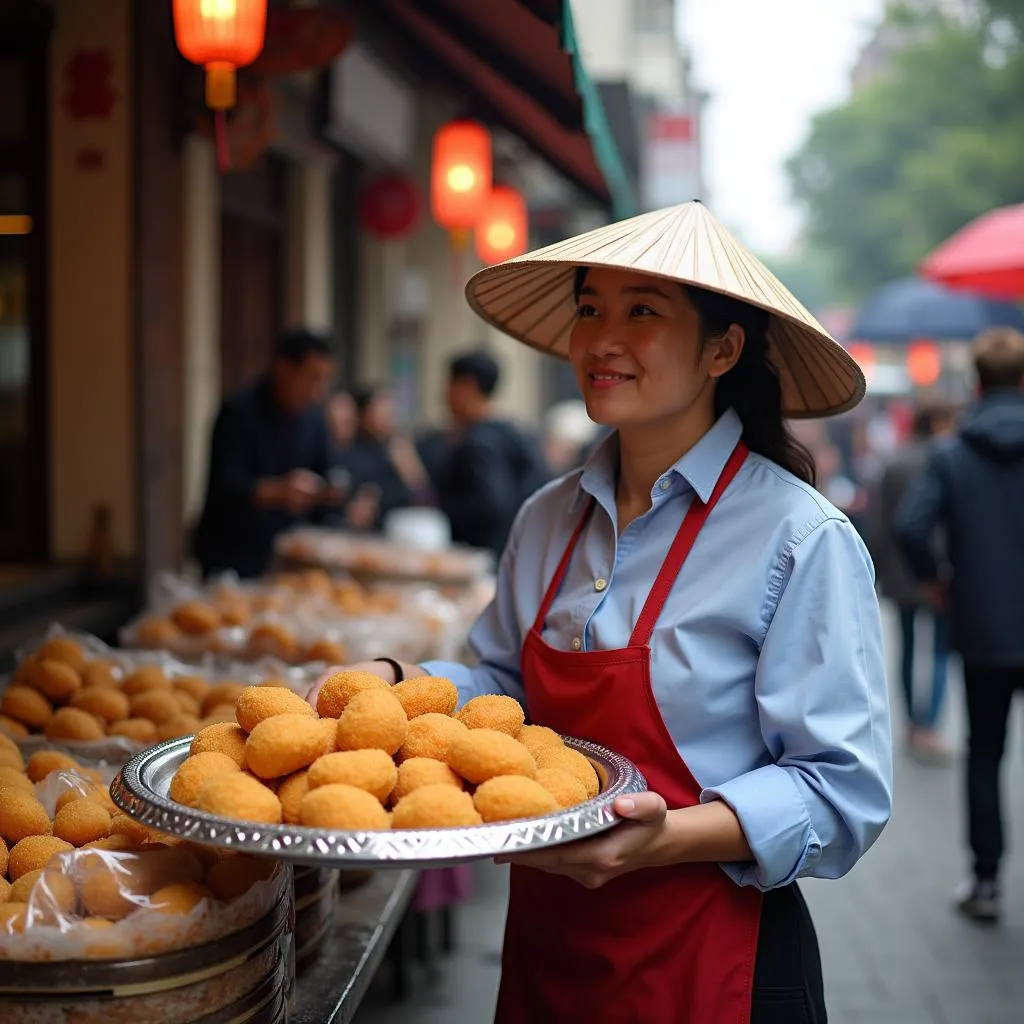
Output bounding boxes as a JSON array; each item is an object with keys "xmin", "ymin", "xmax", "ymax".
[
  {"xmin": 659, "ymin": 478, "xmax": 671, "ymax": 491},
  {"xmin": 594, "ymin": 578, "xmax": 607, "ymax": 592},
  {"xmin": 571, "ymin": 637, "xmax": 582, "ymax": 651}
]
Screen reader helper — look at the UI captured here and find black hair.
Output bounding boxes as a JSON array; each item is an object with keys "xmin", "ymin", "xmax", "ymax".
[
  {"xmin": 449, "ymin": 350, "xmax": 500, "ymax": 397},
  {"xmin": 912, "ymin": 397, "xmax": 956, "ymax": 439},
  {"xmin": 350, "ymin": 385, "xmax": 384, "ymax": 416},
  {"xmin": 573, "ymin": 267, "xmax": 817, "ymax": 486},
  {"xmin": 274, "ymin": 329, "xmax": 332, "ymax": 364}
]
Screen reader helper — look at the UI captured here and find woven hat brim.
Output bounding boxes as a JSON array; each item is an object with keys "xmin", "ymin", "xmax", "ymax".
[{"xmin": 465, "ymin": 204, "xmax": 866, "ymax": 419}]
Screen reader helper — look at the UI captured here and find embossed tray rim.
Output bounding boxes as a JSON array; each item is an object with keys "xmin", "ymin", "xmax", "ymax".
[{"xmin": 110, "ymin": 736, "xmax": 647, "ymax": 869}]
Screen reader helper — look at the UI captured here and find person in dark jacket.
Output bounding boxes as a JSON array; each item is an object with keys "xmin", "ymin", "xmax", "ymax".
[
  {"xmin": 194, "ymin": 330, "xmax": 341, "ymax": 579},
  {"xmin": 435, "ymin": 351, "xmax": 550, "ymax": 556},
  {"xmin": 895, "ymin": 326, "xmax": 1024, "ymax": 923},
  {"xmin": 871, "ymin": 398, "xmax": 957, "ymax": 761}
]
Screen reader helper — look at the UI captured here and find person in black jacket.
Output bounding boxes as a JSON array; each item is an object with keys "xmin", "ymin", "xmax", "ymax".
[
  {"xmin": 436, "ymin": 351, "xmax": 550, "ymax": 556},
  {"xmin": 194, "ymin": 330, "xmax": 342, "ymax": 579},
  {"xmin": 895, "ymin": 326, "xmax": 1024, "ymax": 923}
]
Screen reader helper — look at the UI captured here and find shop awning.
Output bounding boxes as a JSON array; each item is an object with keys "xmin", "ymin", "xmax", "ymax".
[{"xmin": 376, "ymin": 0, "xmax": 635, "ymax": 217}]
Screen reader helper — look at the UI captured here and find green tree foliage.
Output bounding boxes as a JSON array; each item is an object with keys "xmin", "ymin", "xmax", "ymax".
[{"xmin": 786, "ymin": 2, "xmax": 1024, "ymax": 302}]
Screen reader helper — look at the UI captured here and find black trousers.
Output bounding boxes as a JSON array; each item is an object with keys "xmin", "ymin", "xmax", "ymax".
[
  {"xmin": 751, "ymin": 884, "xmax": 827, "ymax": 1024},
  {"xmin": 963, "ymin": 665, "xmax": 1024, "ymax": 880}
]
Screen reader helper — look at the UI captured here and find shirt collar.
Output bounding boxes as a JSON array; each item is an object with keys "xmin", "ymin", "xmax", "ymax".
[{"xmin": 577, "ymin": 407, "xmax": 744, "ymax": 507}]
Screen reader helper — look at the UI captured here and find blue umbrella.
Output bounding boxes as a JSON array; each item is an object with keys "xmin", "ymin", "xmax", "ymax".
[{"xmin": 851, "ymin": 276, "xmax": 1024, "ymax": 343}]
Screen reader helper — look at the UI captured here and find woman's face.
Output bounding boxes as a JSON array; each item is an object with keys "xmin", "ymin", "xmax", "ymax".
[{"xmin": 568, "ymin": 267, "xmax": 743, "ymax": 431}]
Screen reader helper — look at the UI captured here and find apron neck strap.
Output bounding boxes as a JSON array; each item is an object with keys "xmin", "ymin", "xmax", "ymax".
[{"xmin": 532, "ymin": 497, "xmax": 596, "ymax": 633}]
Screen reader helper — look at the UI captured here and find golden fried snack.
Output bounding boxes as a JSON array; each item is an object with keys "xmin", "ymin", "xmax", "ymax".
[
  {"xmin": 244, "ymin": 713, "xmax": 330, "ymax": 780},
  {"xmin": 205, "ymin": 855, "xmax": 275, "ymax": 901},
  {"xmin": 456, "ymin": 694, "xmax": 526, "ymax": 736},
  {"xmin": 392, "ymin": 677, "xmax": 459, "ymax": 719},
  {"xmin": 36, "ymin": 637, "xmax": 87, "ymax": 672},
  {"xmin": 171, "ymin": 601, "xmax": 222, "ymax": 636},
  {"xmin": 235, "ymin": 685, "xmax": 317, "ymax": 732},
  {"xmin": 190, "ymin": 722, "xmax": 248, "ymax": 768},
  {"xmin": 277, "ymin": 769, "xmax": 310, "ymax": 824},
  {"xmin": 21, "ymin": 868, "xmax": 77, "ymax": 924},
  {"xmin": 391, "ymin": 758, "xmax": 464, "ymax": 803},
  {"xmin": 0, "ymin": 903, "xmax": 27, "ymax": 933},
  {"xmin": 121, "ymin": 665, "xmax": 171, "ymax": 697},
  {"xmin": 536, "ymin": 767, "xmax": 589, "ymax": 809},
  {"xmin": 299, "ymin": 783, "xmax": 391, "ymax": 831},
  {"xmin": 307, "ymin": 750, "xmax": 397, "ymax": 804},
  {"xmin": 170, "ymin": 751, "xmax": 242, "ymax": 808},
  {"xmin": 197, "ymin": 773, "xmax": 282, "ymax": 825},
  {"xmin": 78, "ymin": 851, "xmax": 184, "ymax": 919},
  {"xmin": 53, "ymin": 799, "xmax": 112, "ymax": 847},
  {"xmin": 83, "ymin": 834, "xmax": 139, "ymax": 853},
  {"xmin": 0, "ymin": 835, "xmax": 8, "ymax": 875},
  {"xmin": 0, "ymin": 747, "xmax": 24, "ymax": 771},
  {"xmin": 7, "ymin": 835, "xmax": 74, "ymax": 880},
  {"xmin": 0, "ymin": 878, "xmax": 9, "ymax": 902},
  {"xmin": 248, "ymin": 623, "xmax": 299, "ymax": 661},
  {"xmin": 304, "ymin": 639, "xmax": 349, "ymax": 665},
  {"xmin": 473, "ymin": 776, "xmax": 560, "ymax": 823},
  {"xmin": 26, "ymin": 749, "xmax": 79, "ymax": 783},
  {"xmin": 397, "ymin": 713, "xmax": 467, "ymax": 763},
  {"xmin": 535, "ymin": 746, "xmax": 600, "ymax": 799},
  {"xmin": 109, "ymin": 813, "xmax": 153, "ymax": 846},
  {"xmin": 0, "ymin": 766, "xmax": 35, "ymax": 794},
  {"xmin": 44, "ymin": 706, "xmax": 105, "ymax": 742},
  {"xmin": 335, "ymin": 689, "xmax": 408, "ymax": 755},
  {"xmin": 391, "ymin": 785, "xmax": 482, "ymax": 829},
  {"xmin": 172, "ymin": 691, "xmax": 202, "ymax": 717},
  {"xmin": 0, "ymin": 714, "xmax": 29, "ymax": 737},
  {"xmin": 70, "ymin": 686, "xmax": 131, "ymax": 725},
  {"xmin": 517, "ymin": 725, "xmax": 564, "ymax": 758},
  {"xmin": 315, "ymin": 670, "xmax": 388, "ymax": 718},
  {"xmin": 150, "ymin": 881, "xmax": 213, "ymax": 915},
  {"xmin": 201, "ymin": 682, "xmax": 246, "ymax": 716},
  {"xmin": 1, "ymin": 684, "xmax": 53, "ymax": 729},
  {"xmin": 81, "ymin": 660, "xmax": 121, "ymax": 689},
  {"xmin": 108, "ymin": 718, "xmax": 158, "ymax": 744},
  {"xmin": 135, "ymin": 617, "xmax": 182, "ymax": 649},
  {"xmin": 156, "ymin": 714, "xmax": 202, "ymax": 741},
  {"xmin": 173, "ymin": 675, "xmax": 212, "ymax": 704},
  {"xmin": 447, "ymin": 729, "xmax": 537, "ymax": 784},
  {"xmin": 129, "ymin": 690, "xmax": 181, "ymax": 726},
  {"xmin": 31, "ymin": 659, "xmax": 83, "ymax": 703}
]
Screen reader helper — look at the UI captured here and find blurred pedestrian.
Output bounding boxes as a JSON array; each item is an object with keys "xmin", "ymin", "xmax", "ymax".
[
  {"xmin": 871, "ymin": 397, "xmax": 957, "ymax": 762},
  {"xmin": 896, "ymin": 327, "xmax": 1024, "ymax": 922},
  {"xmin": 325, "ymin": 390, "xmax": 358, "ymax": 454}
]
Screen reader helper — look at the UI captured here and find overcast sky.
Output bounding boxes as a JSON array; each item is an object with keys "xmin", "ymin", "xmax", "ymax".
[{"xmin": 677, "ymin": 0, "xmax": 886, "ymax": 255}]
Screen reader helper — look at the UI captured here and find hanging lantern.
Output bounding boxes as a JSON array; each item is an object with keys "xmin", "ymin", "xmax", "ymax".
[
  {"xmin": 359, "ymin": 175, "xmax": 422, "ymax": 241},
  {"xmin": 173, "ymin": 0, "xmax": 268, "ymax": 111},
  {"xmin": 906, "ymin": 339, "xmax": 941, "ymax": 388},
  {"xmin": 431, "ymin": 120, "xmax": 491, "ymax": 245},
  {"xmin": 475, "ymin": 186, "xmax": 528, "ymax": 265}
]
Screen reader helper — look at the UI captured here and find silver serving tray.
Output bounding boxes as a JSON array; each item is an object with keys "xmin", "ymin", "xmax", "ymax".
[{"xmin": 110, "ymin": 736, "xmax": 647, "ymax": 869}]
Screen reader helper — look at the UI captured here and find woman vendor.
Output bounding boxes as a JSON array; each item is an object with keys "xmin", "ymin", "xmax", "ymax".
[{"xmin": 315, "ymin": 201, "xmax": 893, "ymax": 1023}]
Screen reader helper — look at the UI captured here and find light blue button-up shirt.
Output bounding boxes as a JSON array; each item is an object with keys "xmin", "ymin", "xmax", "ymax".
[{"xmin": 422, "ymin": 409, "xmax": 893, "ymax": 891}]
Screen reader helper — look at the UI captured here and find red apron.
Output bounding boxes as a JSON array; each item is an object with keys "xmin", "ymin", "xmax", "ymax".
[{"xmin": 496, "ymin": 442, "xmax": 762, "ymax": 1024}]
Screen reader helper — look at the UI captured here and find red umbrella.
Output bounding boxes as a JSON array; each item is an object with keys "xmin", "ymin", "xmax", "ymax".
[{"xmin": 920, "ymin": 203, "xmax": 1024, "ymax": 300}]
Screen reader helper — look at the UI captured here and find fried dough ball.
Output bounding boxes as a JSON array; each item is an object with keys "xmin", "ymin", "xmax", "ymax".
[
  {"xmin": 391, "ymin": 758, "xmax": 464, "ymax": 803},
  {"xmin": 201, "ymin": 682, "xmax": 246, "ymax": 716},
  {"xmin": 56, "ymin": 786, "xmax": 117, "ymax": 816},
  {"xmin": 392, "ymin": 677, "xmax": 459, "ymax": 719},
  {"xmin": 150, "ymin": 881, "xmax": 212, "ymax": 915},
  {"xmin": 135, "ymin": 617, "xmax": 181, "ymax": 649},
  {"xmin": 21, "ymin": 868, "xmax": 77, "ymax": 924},
  {"xmin": 277, "ymin": 769, "xmax": 310, "ymax": 824},
  {"xmin": 0, "ymin": 836, "xmax": 8, "ymax": 876},
  {"xmin": 447, "ymin": 729, "xmax": 536, "ymax": 784},
  {"xmin": 171, "ymin": 601, "xmax": 222, "ymax": 636},
  {"xmin": 456, "ymin": 694, "xmax": 526, "ymax": 736},
  {"xmin": 248, "ymin": 623, "xmax": 299, "ymax": 661},
  {"xmin": 157, "ymin": 714, "xmax": 202, "ymax": 741},
  {"xmin": 191, "ymin": 722, "xmax": 248, "ymax": 768},
  {"xmin": 397, "ymin": 713, "xmax": 467, "ymax": 763},
  {"xmin": 391, "ymin": 785, "xmax": 482, "ymax": 829},
  {"xmin": 31, "ymin": 659, "xmax": 82, "ymax": 703},
  {"xmin": 205, "ymin": 855, "xmax": 275, "ymax": 901},
  {"xmin": 8, "ymin": 835, "xmax": 74, "ymax": 880},
  {"xmin": 78, "ymin": 850, "xmax": 200, "ymax": 919},
  {"xmin": 122, "ymin": 665, "xmax": 171, "ymax": 697},
  {"xmin": 473, "ymin": 776, "xmax": 560, "ymax": 823},
  {"xmin": 0, "ymin": 903, "xmax": 28, "ymax": 933},
  {"xmin": 245, "ymin": 713, "xmax": 330, "ymax": 780},
  {"xmin": 315, "ymin": 670, "xmax": 389, "ymax": 719},
  {"xmin": 36, "ymin": 637, "xmax": 87, "ymax": 672},
  {"xmin": 308, "ymin": 750, "xmax": 397, "ymax": 804},
  {"xmin": 53, "ymin": 800, "xmax": 112, "ymax": 846},
  {"xmin": 235, "ymin": 685, "xmax": 317, "ymax": 733},
  {"xmin": 44, "ymin": 706, "xmax": 105, "ymax": 742},
  {"xmin": 197, "ymin": 773, "xmax": 282, "ymax": 825},
  {"xmin": 315, "ymin": 716, "xmax": 339, "ymax": 754},
  {"xmin": 299, "ymin": 783, "xmax": 391, "ymax": 831},
  {"xmin": 536, "ymin": 767, "xmax": 589, "ymax": 809},
  {"xmin": 535, "ymin": 746, "xmax": 600, "ymax": 799},
  {"xmin": 517, "ymin": 725, "xmax": 564, "ymax": 758},
  {"xmin": 173, "ymin": 675, "xmax": 212, "ymax": 704},
  {"xmin": 304, "ymin": 639, "xmax": 349, "ymax": 665},
  {"xmin": 108, "ymin": 718, "xmax": 158, "ymax": 744},
  {"xmin": 27, "ymin": 749, "xmax": 78, "ymax": 782},
  {"xmin": 0, "ymin": 747, "xmax": 24, "ymax": 771},
  {"xmin": 71, "ymin": 686, "xmax": 130, "ymax": 725},
  {"xmin": 170, "ymin": 751, "xmax": 242, "ymax": 808},
  {"xmin": 0, "ymin": 766, "xmax": 35, "ymax": 794},
  {"xmin": 109, "ymin": 813, "xmax": 153, "ymax": 845},
  {"xmin": 0, "ymin": 878, "xmax": 9, "ymax": 902},
  {"xmin": 83, "ymin": 834, "xmax": 139, "ymax": 853},
  {"xmin": 201, "ymin": 705, "xmax": 240, "ymax": 726},
  {"xmin": 81, "ymin": 661, "xmax": 120, "ymax": 689},
  {"xmin": 172, "ymin": 691, "xmax": 202, "ymax": 717},
  {"xmin": 335, "ymin": 689, "xmax": 408, "ymax": 755},
  {"xmin": 0, "ymin": 714, "xmax": 29, "ymax": 738},
  {"xmin": 1, "ymin": 685, "xmax": 53, "ymax": 728},
  {"xmin": 129, "ymin": 690, "xmax": 181, "ymax": 726}
]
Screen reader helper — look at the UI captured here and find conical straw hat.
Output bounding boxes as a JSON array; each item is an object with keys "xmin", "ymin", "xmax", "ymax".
[{"xmin": 466, "ymin": 201, "xmax": 864, "ymax": 418}]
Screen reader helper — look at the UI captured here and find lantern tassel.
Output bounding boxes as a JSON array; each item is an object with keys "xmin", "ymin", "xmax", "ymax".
[{"xmin": 214, "ymin": 109, "xmax": 231, "ymax": 173}]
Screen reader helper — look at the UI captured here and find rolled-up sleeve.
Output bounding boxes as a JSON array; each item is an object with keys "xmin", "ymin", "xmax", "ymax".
[{"xmin": 701, "ymin": 517, "xmax": 893, "ymax": 890}]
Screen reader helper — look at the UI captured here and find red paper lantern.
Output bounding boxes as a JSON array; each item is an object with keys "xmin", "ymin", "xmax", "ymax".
[
  {"xmin": 359, "ymin": 175, "xmax": 422, "ymax": 240},
  {"xmin": 431, "ymin": 120, "xmax": 491, "ymax": 237},
  {"xmin": 907, "ymin": 339, "xmax": 941, "ymax": 387},
  {"xmin": 475, "ymin": 186, "xmax": 528, "ymax": 265},
  {"xmin": 173, "ymin": 0, "xmax": 268, "ymax": 110}
]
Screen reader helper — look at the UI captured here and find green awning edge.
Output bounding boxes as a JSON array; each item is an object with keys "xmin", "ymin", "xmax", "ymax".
[{"xmin": 559, "ymin": 0, "xmax": 636, "ymax": 219}]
